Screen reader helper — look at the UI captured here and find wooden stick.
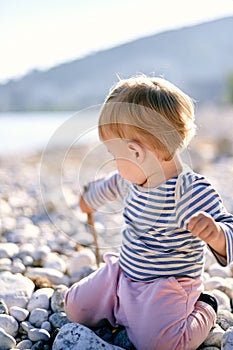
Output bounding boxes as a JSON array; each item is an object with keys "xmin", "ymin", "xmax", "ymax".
[{"xmin": 87, "ymin": 212, "xmax": 101, "ymax": 268}]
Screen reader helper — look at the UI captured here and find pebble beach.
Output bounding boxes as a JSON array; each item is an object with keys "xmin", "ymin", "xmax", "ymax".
[{"xmin": 0, "ymin": 145, "xmax": 233, "ymax": 350}]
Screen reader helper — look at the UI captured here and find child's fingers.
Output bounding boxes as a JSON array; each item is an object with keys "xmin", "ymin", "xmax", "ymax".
[
  {"xmin": 188, "ymin": 212, "xmax": 210, "ymax": 231},
  {"xmin": 79, "ymin": 195, "xmax": 95, "ymax": 214}
]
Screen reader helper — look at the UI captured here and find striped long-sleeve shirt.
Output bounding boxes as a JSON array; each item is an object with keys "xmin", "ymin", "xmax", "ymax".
[{"xmin": 84, "ymin": 170, "xmax": 233, "ymax": 282}]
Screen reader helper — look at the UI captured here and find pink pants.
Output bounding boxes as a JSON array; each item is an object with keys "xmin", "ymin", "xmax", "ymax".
[{"xmin": 65, "ymin": 253, "xmax": 216, "ymax": 350}]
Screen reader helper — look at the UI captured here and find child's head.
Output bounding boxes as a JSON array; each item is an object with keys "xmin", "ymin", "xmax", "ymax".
[{"xmin": 98, "ymin": 75, "xmax": 196, "ymax": 160}]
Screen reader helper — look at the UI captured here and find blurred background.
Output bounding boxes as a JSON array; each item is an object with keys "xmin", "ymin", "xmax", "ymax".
[{"xmin": 0, "ymin": 0, "xmax": 233, "ymax": 212}]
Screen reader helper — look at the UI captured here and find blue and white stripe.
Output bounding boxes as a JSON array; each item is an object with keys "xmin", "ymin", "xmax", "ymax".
[{"xmin": 84, "ymin": 171, "xmax": 233, "ymax": 281}]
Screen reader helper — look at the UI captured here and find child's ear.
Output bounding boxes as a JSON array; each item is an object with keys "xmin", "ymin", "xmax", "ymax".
[{"xmin": 127, "ymin": 141, "xmax": 145, "ymax": 164}]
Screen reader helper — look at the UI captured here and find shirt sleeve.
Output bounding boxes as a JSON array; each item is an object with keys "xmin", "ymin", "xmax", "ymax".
[
  {"xmin": 83, "ymin": 172, "xmax": 129, "ymax": 210},
  {"xmin": 175, "ymin": 172, "xmax": 233, "ymax": 266}
]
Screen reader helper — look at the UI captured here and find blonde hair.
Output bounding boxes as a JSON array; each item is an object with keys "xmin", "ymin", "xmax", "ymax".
[{"xmin": 98, "ymin": 75, "xmax": 196, "ymax": 159}]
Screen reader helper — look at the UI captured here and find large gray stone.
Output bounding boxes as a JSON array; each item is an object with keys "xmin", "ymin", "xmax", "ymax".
[
  {"xmin": 52, "ymin": 323, "xmax": 124, "ymax": 350},
  {"xmin": 0, "ymin": 271, "xmax": 35, "ymax": 308}
]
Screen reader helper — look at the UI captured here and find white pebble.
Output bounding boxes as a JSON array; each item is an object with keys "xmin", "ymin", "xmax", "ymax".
[
  {"xmin": 21, "ymin": 321, "xmax": 34, "ymax": 333},
  {"xmin": 29, "ymin": 308, "xmax": 48, "ymax": 327},
  {"xmin": 9, "ymin": 306, "xmax": 29, "ymax": 322},
  {"xmin": 27, "ymin": 288, "xmax": 54, "ymax": 311},
  {"xmin": 11, "ymin": 259, "xmax": 26, "ymax": 274},
  {"xmin": 32, "ymin": 245, "xmax": 51, "ymax": 261},
  {"xmin": 28, "ymin": 328, "xmax": 50, "ymax": 342},
  {"xmin": 0, "ymin": 314, "xmax": 19, "ymax": 337},
  {"xmin": 22, "ymin": 255, "xmax": 34, "ymax": 266},
  {"xmin": 16, "ymin": 339, "xmax": 33, "ymax": 349},
  {"xmin": 68, "ymin": 249, "xmax": 96, "ymax": 276},
  {"xmin": 212, "ymin": 289, "xmax": 231, "ymax": 311},
  {"xmin": 0, "ymin": 258, "xmax": 12, "ymax": 272},
  {"xmin": 0, "ymin": 243, "xmax": 19, "ymax": 259},
  {"xmin": 43, "ymin": 252, "xmax": 67, "ymax": 273},
  {"xmin": 25, "ymin": 267, "xmax": 68, "ymax": 285}
]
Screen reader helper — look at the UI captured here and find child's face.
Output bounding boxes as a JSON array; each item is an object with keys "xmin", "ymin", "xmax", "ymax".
[{"xmin": 104, "ymin": 138, "xmax": 152, "ymax": 185}]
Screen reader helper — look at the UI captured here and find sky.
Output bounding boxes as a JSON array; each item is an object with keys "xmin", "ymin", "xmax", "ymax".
[{"xmin": 1, "ymin": 0, "xmax": 233, "ymax": 83}]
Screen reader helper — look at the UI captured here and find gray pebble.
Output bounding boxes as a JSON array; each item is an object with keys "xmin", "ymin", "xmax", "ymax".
[
  {"xmin": 0, "ymin": 271, "xmax": 35, "ymax": 309},
  {"xmin": 29, "ymin": 308, "xmax": 48, "ymax": 327},
  {"xmin": 52, "ymin": 323, "xmax": 123, "ymax": 350},
  {"xmin": 217, "ymin": 309, "xmax": 233, "ymax": 331},
  {"xmin": 10, "ymin": 306, "xmax": 29, "ymax": 322},
  {"xmin": 28, "ymin": 327, "xmax": 50, "ymax": 342},
  {"xmin": 0, "ymin": 314, "xmax": 19, "ymax": 337},
  {"xmin": 21, "ymin": 321, "xmax": 34, "ymax": 333},
  {"xmin": 31, "ymin": 340, "xmax": 45, "ymax": 350},
  {"xmin": 41, "ymin": 320, "xmax": 52, "ymax": 332},
  {"xmin": 27, "ymin": 287, "xmax": 54, "ymax": 311},
  {"xmin": 49, "ymin": 312, "xmax": 70, "ymax": 328},
  {"xmin": 203, "ymin": 324, "xmax": 225, "ymax": 348},
  {"xmin": 51, "ymin": 285, "xmax": 68, "ymax": 312},
  {"xmin": 16, "ymin": 339, "xmax": 33, "ymax": 349},
  {"xmin": 222, "ymin": 326, "xmax": 233, "ymax": 350},
  {"xmin": 0, "ymin": 326, "xmax": 16, "ymax": 349}
]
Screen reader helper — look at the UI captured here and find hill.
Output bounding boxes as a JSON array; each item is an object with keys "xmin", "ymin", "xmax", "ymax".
[{"xmin": 0, "ymin": 16, "xmax": 233, "ymax": 111}]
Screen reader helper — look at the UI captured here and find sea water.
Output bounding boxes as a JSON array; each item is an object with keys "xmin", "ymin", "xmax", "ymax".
[{"xmin": 0, "ymin": 109, "xmax": 100, "ymax": 156}]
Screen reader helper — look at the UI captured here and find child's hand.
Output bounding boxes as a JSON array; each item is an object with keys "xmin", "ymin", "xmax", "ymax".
[
  {"xmin": 79, "ymin": 195, "xmax": 95, "ymax": 214},
  {"xmin": 188, "ymin": 211, "xmax": 226, "ymax": 257}
]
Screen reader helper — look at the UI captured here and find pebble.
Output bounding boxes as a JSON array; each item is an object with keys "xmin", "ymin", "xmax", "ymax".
[
  {"xmin": 222, "ymin": 326, "xmax": 233, "ymax": 350},
  {"xmin": 27, "ymin": 288, "xmax": 54, "ymax": 311},
  {"xmin": 0, "ymin": 314, "xmax": 19, "ymax": 337},
  {"xmin": 43, "ymin": 252, "xmax": 67, "ymax": 273},
  {"xmin": 67, "ymin": 249, "xmax": 96, "ymax": 276},
  {"xmin": 21, "ymin": 321, "xmax": 34, "ymax": 333},
  {"xmin": 29, "ymin": 308, "xmax": 49, "ymax": 327},
  {"xmin": 9, "ymin": 306, "xmax": 29, "ymax": 321},
  {"xmin": 0, "ymin": 271, "xmax": 35, "ymax": 308},
  {"xmin": 28, "ymin": 328, "xmax": 50, "ymax": 342},
  {"xmin": 211, "ymin": 289, "xmax": 232, "ymax": 311},
  {"xmin": 203, "ymin": 324, "xmax": 225, "ymax": 348},
  {"xmin": 25, "ymin": 267, "xmax": 69, "ymax": 285},
  {"xmin": 51, "ymin": 285, "xmax": 68, "ymax": 312},
  {"xmin": 217, "ymin": 309, "xmax": 233, "ymax": 332},
  {"xmin": 52, "ymin": 323, "xmax": 123, "ymax": 350},
  {"xmin": 0, "ymin": 243, "xmax": 19, "ymax": 259},
  {"xmin": 0, "ymin": 327, "xmax": 16, "ymax": 349},
  {"xmin": 49, "ymin": 312, "xmax": 70, "ymax": 328},
  {"xmin": 16, "ymin": 339, "xmax": 33, "ymax": 349},
  {"xmin": 41, "ymin": 321, "xmax": 52, "ymax": 333}
]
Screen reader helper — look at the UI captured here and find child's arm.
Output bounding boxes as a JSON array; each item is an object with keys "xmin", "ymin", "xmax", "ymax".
[
  {"xmin": 188, "ymin": 212, "xmax": 226, "ymax": 258},
  {"xmin": 80, "ymin": 172, "xmax": 129, "ymax": 213}
]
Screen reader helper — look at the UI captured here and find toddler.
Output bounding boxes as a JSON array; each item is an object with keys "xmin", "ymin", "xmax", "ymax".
[{"xmin": 65, "ymin": 75, "xmax": 233, "ymax": 350}]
